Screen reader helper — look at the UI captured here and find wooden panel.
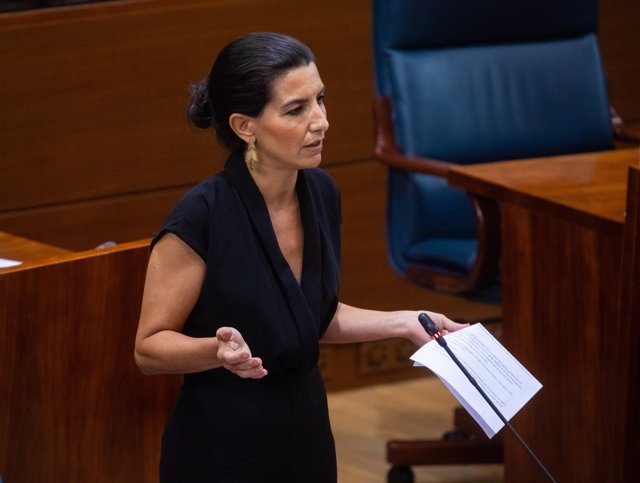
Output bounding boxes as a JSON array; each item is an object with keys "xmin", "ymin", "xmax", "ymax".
[
  {"xmin": 599, "ymin": 0, "xmax": 640, "ymax": 121},
  {"xmin": 621, "ymin": 165, "xmax": 640, "ymax": 481},
  {"xmin": 448, "ymin": 150, "xmax": 639, "ymax": 482},
  {"xmin": 448, "ymin": 148, "xmax": 635, "ymax": 235},
  {"xmin": 0, "ymin": 231, "xmax": 71, "ymax": 264},
  {"xmin": 0, "ymin": 186, "xmax": 190, "ymax": 250},
  {"xmin": 500, "ymin": 205, "xmax": 623, "ymax": 483},
  {"xmin": 0, "ymin": 0, "xmax": 374, "ymax": 212},
  {"xmin": 321, "ymin": 339, "xmax": 423, "ymax": 392},
  {"xmin": 1, "ymin": 0, "xmax": 639, "ymax": 295},
  {"xmin": 0, "ymin": 242, "xmax": 183, "ymax": 483}
]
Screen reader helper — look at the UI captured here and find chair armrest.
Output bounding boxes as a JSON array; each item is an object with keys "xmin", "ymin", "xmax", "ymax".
[
  {"xmin": 374, "ymin": 96, "xmax": 452, "ymax": 178},
  {"xmin": 611, "ymin": 107, "xmax": 640, "ymax": 144},
  {"xmin": 404, "ymin": 194, "xmax": 500, "ymax": 293}
]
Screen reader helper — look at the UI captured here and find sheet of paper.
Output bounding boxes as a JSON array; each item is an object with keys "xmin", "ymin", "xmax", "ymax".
[
  {"xmin": 411, "ymin": 323, "xmax": 542, "ymax": 438},
  {"xmin": 0, "ymin": 258, "xmax": 23, "ymax": 268}
]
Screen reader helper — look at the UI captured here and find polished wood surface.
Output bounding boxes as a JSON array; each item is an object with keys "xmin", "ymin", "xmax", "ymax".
[
  {"xmin": 0, "ymin": 231, "xmax": 71, "ymax": 265},
  {"xmin": 0, "ymin": 241, "xmax": 183, "ymax": 483},
  {"xmin": 620, "ymin": 165, "xmax": 640, "ymax": 481},
  {"xmin": 0, "ymin": 0, "xmax": 375, "ymax": 252},
  {"xmin": 1, "ymin": 0, "xmax": 639, "ymax": 255},
  {"xmin": 0, "ymin": 187, "xmax": 191, "ymax": 251},
  {"xmin": 448, "ymin": 149, "xmax": 639, "ymax": 483},
  {"xmin": 599, "ymin": 0, "xmax": 640, "ymax": 122},
  {"xmin": 0, "ymin": 0, "xmax": 373, "ymax": 212},
  {"xmin": 448, "ymin": 148, "xmax": 635, "ymax": 234}
]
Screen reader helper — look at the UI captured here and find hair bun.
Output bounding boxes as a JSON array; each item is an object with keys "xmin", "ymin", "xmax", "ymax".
[{"xmin": 188, "ymin": 80, "xmax": 214, "ymax": 129}]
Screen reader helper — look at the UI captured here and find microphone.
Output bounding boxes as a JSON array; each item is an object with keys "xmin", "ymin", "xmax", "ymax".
[{"xmin": 418, "ymin": 313, "xmax": 557, "ymax": 483}]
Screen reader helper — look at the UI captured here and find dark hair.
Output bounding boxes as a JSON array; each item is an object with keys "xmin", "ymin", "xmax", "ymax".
[{"xmin": 188, "ymin": 32, "xmax": 315, "ymax": 151}]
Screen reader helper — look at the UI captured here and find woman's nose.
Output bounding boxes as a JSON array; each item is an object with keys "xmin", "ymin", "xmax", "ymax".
[{"xmin": 310, "ymin": 105, "xmax": 329, "ymax": 133}]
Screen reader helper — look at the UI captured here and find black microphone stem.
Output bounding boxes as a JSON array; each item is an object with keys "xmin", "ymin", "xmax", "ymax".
[{"xmin": 418, "ymin": 313, "xmax": 557, "ymax": 483}]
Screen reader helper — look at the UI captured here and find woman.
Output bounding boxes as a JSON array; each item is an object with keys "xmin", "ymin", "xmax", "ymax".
[{"xmin": 134, "ymin": 32, "xmax": 466, "ymax": 483}]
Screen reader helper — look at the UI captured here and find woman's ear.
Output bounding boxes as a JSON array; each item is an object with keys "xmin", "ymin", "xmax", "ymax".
[{"xmin": 228, "ymin": 114, "xmax": 254, "ymax": 144}]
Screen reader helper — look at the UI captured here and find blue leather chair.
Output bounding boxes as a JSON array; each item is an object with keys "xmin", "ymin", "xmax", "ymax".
[
  {"xmin": 373, "ymin": 0, "xmax": 619, "ymax": 302},
  {"xmin": 372, "ymin": 1, "xmax": 636, "ymax": 481}
]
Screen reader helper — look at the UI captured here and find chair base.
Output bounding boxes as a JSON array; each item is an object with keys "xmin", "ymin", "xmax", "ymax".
[
  {"xmin": 386, "ymin": 407, "xmax": 503, "ymax": 482},
  {"xmin": 387, "ymin": 438, "xmax": 503, "ymax": 466}
]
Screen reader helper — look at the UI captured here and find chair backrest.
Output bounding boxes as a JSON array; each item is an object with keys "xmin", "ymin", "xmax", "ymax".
[
  {"xmin": 373, "ymin": 0, "xmax": 614, "ymax": 280},
  {"xmin": 373, "ymin": 0, "xmax": 614, "ymax": 162}
]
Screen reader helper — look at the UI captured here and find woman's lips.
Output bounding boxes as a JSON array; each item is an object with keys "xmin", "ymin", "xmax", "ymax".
[{"xmin": 303, "ymin": 139, "xmax": 323, "ymax": 153}]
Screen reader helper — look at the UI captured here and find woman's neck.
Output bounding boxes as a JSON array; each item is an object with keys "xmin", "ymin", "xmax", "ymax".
[{"xmin": 250, "ymin": 164, "xmax": 299, "ymax": 210}]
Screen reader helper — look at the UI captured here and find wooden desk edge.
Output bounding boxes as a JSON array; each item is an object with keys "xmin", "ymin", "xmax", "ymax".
[
  {"xmin": 447, "ymin": 150, "xmax": 634, "ymax": 235},
  {"xmin": 0, "ymin": 238, "xmax": 151, "ymax": 275}
]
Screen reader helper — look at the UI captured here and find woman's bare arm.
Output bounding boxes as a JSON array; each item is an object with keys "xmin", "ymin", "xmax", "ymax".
[
  {"xmin": 321, "ymin": 303, "xmax": 467, "ymax": 347},
  {"xmin": 134, "ymin": 233, "xmax": 265, "ymax": 378}
]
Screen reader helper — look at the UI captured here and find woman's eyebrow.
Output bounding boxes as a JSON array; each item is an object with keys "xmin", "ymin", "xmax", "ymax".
[
  {"xmin": 281, "ymin": 87, "xmax": 326, "ymax": 109},
  {"xmin": 281, "ymin": 97, "xmax": 308, "ymax": 109}
]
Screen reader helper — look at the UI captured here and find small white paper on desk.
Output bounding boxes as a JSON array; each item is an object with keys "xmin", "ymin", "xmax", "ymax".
[
  {"xmin": 0, "ymin": 258, "xmax": 22, "ymax": 268},
  {"xmin": 411, "ymin": 323, "xmax": 542, "ymax": 439}
]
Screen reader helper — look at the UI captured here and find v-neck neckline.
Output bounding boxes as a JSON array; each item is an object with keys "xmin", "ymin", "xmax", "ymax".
[
  {"xmin": 223, "ymin": 152, "xmax": 322, "ymax": 306},
  {"xmin": 222, "ymin": 151, "xmax": 330, "ymax": 367}
]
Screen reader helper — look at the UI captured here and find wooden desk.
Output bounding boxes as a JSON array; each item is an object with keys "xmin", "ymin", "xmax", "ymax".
[
  {"xmin": 0, "ymin": 231, "xmax": 72, "ymax": 268},
  {"xmin": 0, "ymin": 239, "xmax": 183, "ymax": 483},
  {"xmin": 0, "ymin": 234, "xmax": 426, "ymax": 482},
  {"xmin": 448, "ymin": 148, "xmax": 639, "ymax": 483}
]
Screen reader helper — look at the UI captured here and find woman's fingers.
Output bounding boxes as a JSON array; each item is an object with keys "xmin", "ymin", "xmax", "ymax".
[
  {"xmin": 223, "ymin": 356, "xmax": 267, "ymax": 378},
  {"xmin": 231, "ymin": 358, "xmax": 268, "ymax": 379},
  {"xmin": 430, "ymin": 312, "xmax": 468, "ymax": 333},
  {"xmin": 216, "ymin": 327, "xmax": 241, "ymax": 350},
  {"xmin": 216, "ymin": 326, "xmax": 267, "ymax": 379},
  {"xmin": 220, "ymin": 348, "xmax": 251, "ymax": 365}
]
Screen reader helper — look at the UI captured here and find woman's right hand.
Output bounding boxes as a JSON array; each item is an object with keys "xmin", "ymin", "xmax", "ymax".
[{"xmin": 216, "ymin": 327, "xmax": 268, "ymax": 379}]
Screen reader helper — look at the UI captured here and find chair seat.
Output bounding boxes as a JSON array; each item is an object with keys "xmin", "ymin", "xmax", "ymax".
[{"xmin": 405, "ymin": 238, "xmax": 477, "ymax": 274}]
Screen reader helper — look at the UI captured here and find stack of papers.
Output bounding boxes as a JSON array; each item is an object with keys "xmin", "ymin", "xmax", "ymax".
[
  {"xmin": 411, "ymin": 323, "xmax": 542, "ymax": 438},
  {"xmin": 0, "ymin": 258, "xmax": 22, "ymax": 268}
]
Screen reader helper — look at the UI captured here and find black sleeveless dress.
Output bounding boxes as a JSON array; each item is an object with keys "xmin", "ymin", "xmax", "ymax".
[{"xmin": 151, "ymin": 151, "xmax": 341, "ymax": 483}]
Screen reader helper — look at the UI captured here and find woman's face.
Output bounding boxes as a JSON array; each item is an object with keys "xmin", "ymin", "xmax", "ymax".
[{"xmin": 250, "ymin": 62, "xmax": 329, "ymax": 172}]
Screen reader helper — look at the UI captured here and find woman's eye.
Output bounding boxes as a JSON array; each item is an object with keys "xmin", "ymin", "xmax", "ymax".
[
  {"xmin": 317, "ymin": 95, "xmax": 325, "ymax": 105},
  {"xmin": 287, "ymin": 106, "xmax": 303, "ymax": 116}
]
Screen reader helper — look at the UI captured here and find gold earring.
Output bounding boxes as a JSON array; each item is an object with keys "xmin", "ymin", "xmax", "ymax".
[{"xmin": 245, "ymin": 139, "xmax": 258, "ymax": 170}]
